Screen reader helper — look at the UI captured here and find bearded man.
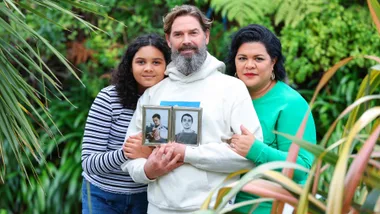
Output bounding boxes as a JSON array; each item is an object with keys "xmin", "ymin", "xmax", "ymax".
[{"xmin": 122, "ymin": 4, "xmax": 263, "ymax": 214}]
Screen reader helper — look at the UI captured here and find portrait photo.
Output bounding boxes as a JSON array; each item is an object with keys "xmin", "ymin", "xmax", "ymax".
[
  {"xmin": 142, "ymin": 105, "xmax": 172, "ymax": 145},
  {"xmin": 172, "ymin": 107, "xmax": 202, "ymax": 146}
]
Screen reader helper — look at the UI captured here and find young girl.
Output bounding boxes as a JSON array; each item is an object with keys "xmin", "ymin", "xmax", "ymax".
[{"xmin": 81, "ymin": 34, "xmax": 171, "ymax": 214}]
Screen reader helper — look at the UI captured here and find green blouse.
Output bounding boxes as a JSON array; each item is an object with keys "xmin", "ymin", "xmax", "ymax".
[{"xmin": 235, "ymin": 81, "xmax": 316, "ymax": 214}]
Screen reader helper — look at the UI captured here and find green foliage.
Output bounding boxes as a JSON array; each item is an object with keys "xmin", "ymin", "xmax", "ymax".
[
  {"xmin": 280, "ymin": 2, "xmax": 380, "ymax": 139},
  {"xmin": 2, "ymin": 0, "xmax": 380, "ymax": 212},
  {"xmin": 274, "ymin": 0, "xmax": 324, "ymax": 27},
  {"xmin": 281, "ymin": 2, "xmax": 380, "ymax": 84},
  {"xmin": 0, "ymin": 73, "xmax": 104, "ymax": 213},
  {"xmin": 0, "ymin": 0, "xmax": 108, "ymax": 186},
  {"xmin": 210, "ymin": 0, "xmax": 274, "ymax": 26}
]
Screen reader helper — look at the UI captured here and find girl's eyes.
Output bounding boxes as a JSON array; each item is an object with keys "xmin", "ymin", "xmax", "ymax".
[
  {"xmin": 237, "ymin": 57, "xmax": 247, "ymax": 61},
  {"xmin": 135, "ymin": 60, "xmax": 162, "ymax": 65}
]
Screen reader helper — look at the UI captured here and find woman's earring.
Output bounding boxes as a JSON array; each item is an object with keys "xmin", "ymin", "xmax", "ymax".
[
  {"xmin": 271, "ymin": 72, "xmax": 275, "ymax": 80},
  {"xmin": 234, "ymin": 72, "xmax": 238, "ymax": 77}
]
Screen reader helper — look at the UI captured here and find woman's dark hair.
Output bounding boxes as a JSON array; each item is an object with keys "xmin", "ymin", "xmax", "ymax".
[
  {"xmin": 111, "ymin": 33, "xmax": 171, "ymax": 109},
  {"xmin": 225, "ymin": 24, "xmax": 286, "ymax": 81}
]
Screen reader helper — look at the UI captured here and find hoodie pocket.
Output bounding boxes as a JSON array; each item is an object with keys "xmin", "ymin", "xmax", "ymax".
[{"xmin": 148, "ymin": 164, "xmax": 210, "ymax": 209}]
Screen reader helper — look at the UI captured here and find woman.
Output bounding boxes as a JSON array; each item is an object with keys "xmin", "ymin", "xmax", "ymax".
[
  {"xmin": 81, "ymin": 34, "xmax": 171, "ymax": 214},
  {"xmin": 226, "ymin": 24, "xmax": 316, "ymax": 213}
]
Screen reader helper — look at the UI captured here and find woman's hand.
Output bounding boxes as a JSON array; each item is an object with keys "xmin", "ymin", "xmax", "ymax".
[
  {"xmin": 123, "ymin": 133, "xmax": 153, "ymax": 159},
  {"xmin": 230, "ymin": 125, "xmax": 255, "ymax": 157}
]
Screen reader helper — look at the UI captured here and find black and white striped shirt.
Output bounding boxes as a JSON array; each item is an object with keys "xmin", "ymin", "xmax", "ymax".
[{"xmin": 81, "ymin": 85, "xmax": 147, "ymax": 194}]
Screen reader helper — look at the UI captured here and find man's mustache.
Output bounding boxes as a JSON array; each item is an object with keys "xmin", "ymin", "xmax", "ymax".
[{"xmin": 178, "ymin": 45, "xmax": 198, "ymax": 52}]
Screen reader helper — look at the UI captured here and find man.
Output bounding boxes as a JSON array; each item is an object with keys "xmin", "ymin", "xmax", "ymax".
[
  {"xmin": 147, "ymin": 113, "xmax": 168, "ymax": 143},
  {"xmin": 122, "ymin": 4, "xmax": 263, "ymax": 213},
  {"xmin": 175, "ymin": 113, "xmax": 197, "ymax": 145}
]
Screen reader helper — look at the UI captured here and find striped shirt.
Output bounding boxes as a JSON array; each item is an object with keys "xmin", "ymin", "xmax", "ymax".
[{"xmin": 81, "ymin": 85, "xmax": 147, "ymax": 194}]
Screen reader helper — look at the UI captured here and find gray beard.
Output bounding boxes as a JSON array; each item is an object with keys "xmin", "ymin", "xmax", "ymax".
[{"xmin": 171, "ymin": 45, "xmax": 207, "ymax": 76}]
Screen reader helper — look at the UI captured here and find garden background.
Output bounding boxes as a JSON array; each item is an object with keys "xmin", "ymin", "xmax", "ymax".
[{"xmin": 0, "ymin": 0, "xmax": 379, "ymax": 213}]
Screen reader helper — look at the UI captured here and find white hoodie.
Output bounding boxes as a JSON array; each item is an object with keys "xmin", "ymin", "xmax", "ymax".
[{"xmin": 121, "ymin": 52, "xmax": 263, "ymax": 213}]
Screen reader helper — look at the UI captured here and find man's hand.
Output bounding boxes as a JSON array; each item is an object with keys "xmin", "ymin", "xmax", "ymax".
[
  {"xmin": 167, "ymin": 142, "xmax": 186, "ymax": 162},
  {"xmin": 230, "ymin": 125, "xmax": 255, "ymax": 157},
  {"xmin": 123, "ymin": 133, "xmax": 153, "ymax": 159},
  {"xmin": 144, "ymin": 144, "xmax": 183, "ymax": 180}
]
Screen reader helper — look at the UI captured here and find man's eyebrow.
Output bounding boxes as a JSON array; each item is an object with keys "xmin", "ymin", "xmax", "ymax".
[
  {"xmin": 172, "ymin": 30, "xmax": 182, "ymax": 34},
  {"xmin": 172, "ymin": 28, "xmax": 200, "ymax": 34}
]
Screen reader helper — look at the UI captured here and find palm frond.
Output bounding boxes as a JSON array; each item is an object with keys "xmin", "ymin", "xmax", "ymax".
[
  {"xmin": 210, "ymin": 0, "xmax": 275, "ymax": 26},
  {"xmin": 0, "ymin": 0, "xmax": 108, "ymax": 183},
  {"xmin": 274, "ymin": 0, "xmax": 324, "ymax": 27}
]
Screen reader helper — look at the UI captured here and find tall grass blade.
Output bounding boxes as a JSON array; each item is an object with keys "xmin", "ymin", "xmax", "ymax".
[
  {"xmin": 4, "ymin": 0, "xmax": 24, "ymax": 17},
  {"xmin": 281, "ymin": 108, "xmax": 309, "ymax": 177},
  {"xmin": 345, "ymin": 66, "xmax": 380, "ymax": 132},
  {"xmin": 220, "ymin": 198, "xmax": 273, "ymax": 214},
  {"xmin": 273, "ymin": 131, "xmax": 339, "ymax": 164},
  {"xmin": 263, "ymin": 171, "xmax": 326, "ymax": 211},
  {"xmin": 200, "ymin": 169, "xmax": 249, "ymax": 210},
  {"xmin": 367, "ymin": 0, "xmax": 380, "ymax": 34},
  {"xmin": 343, "ymin": 125, "xmax": 380, "ymax": 212},
  {"xmin": 310, "ymin": 57, "xmax": 354, "ymax": 104},
  {"xmin": 361, "ymin": 188, "xmax": 380, "ymax": 213},
  {"xmin": 239, "ymin": 179, "xmax": 298, "ymax": 205},
  {"xmin": 314, "ymin": 95, "xmax": 380, "ymax": 195},
  {"xmin": 215, "ymin": 162, "xmax": 308, "ymax": 212},
  {"xmin": 327, "ymin": 107, "xmax": 380, "ymax": 213}
]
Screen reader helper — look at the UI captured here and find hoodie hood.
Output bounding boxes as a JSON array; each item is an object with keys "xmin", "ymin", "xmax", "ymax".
[{"xmin": 165, "ymin": 52, "xmax": 226, "ymax": 83}]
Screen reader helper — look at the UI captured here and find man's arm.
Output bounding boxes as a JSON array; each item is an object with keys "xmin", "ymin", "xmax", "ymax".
[
  {"xmin": 184, "ymin": 143, "xmax": 254, "ymax": 173},
  {"xmin": 175, "ymin": 90, "xmax": 263, "ymax": 173},
  {"xmin": 123, "ymin": 145, "xmax": 183, "ymax": 183}
]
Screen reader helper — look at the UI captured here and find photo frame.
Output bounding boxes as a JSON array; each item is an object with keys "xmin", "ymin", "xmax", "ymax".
[
  {"xmin": 172, "ymin": 106, "xmax": 202, "ymax": 146},
  {"xmin": 142, "ymin": 105, "xmax": 172, "ymax": 145}
]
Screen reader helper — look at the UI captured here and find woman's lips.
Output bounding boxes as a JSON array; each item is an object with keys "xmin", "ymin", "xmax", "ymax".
[{"xmin": 243, "ymin": 73, "xmax": 257, "ymax": 77}]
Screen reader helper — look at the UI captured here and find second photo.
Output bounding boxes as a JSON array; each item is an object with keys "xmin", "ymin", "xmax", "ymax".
[{"xmin": 172, "ymin": 107, "xmax": 202, "ymax": 146}]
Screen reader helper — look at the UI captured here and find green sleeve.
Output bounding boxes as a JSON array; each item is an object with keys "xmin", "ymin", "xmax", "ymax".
[{"xmin": 246, "ymin": 97, "xmax": 316, "ymax": 183}]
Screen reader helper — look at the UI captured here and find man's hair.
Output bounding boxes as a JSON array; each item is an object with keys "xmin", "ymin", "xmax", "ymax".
[
  {"xmin": 152, "ymin": 113, "xmax": 161, "ymax": 120},
  {"xmin": 181, "ymin": 113, "xmax": 193, "ymax": 123},
  {"xmin": 163, "ymin": 4, "xmax": 212, "ymax": 35}
]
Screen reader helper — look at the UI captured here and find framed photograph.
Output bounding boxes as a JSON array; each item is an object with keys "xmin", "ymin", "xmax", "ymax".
[
  {"xmin": 172, "ymin": 107, "xmax": 202, "ymax": 146},
  {"xmin": 142, "ymin": 105, "xmax": 172, "ymax": 145}
]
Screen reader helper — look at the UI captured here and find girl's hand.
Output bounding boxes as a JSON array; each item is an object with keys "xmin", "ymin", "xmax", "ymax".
[{"xmin": 123, "ymin": 133, "xmax": 153, "ymax": 159}]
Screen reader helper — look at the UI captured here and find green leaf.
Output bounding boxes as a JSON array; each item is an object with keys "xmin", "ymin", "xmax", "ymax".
[
  {"xmin": 368, "ymin": 0, "xmax": 380, "ymax": 34},
  {"xmin": 273, "ymin": 131, "xmax": 339, "ymax": 164},
  {"xmin": 361, "ymin": 188, "xmax": 380, "ymax": 212}
]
